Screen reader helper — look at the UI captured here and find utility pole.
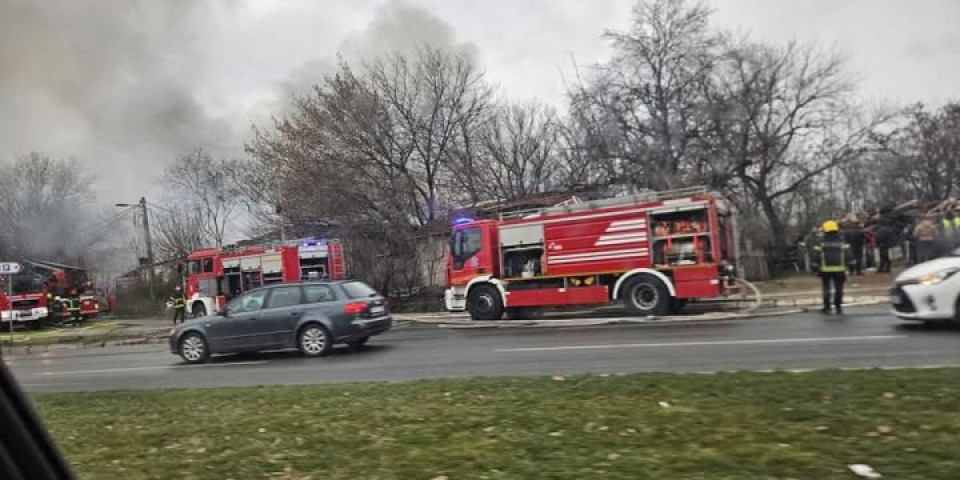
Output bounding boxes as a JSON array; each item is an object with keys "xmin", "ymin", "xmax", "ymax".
[
  {"xmin": 116, "ymin": 198, "xmax": 158, "ymax": 301},
  {"xmin": 140, "ymin": 197, "xmax": 157, "ymax": 301}
]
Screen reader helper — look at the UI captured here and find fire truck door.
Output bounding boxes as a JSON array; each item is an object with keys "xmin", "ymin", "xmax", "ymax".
[{"xmin": 449, "ymin": 227, "xmax": 484, "ymax": 281}]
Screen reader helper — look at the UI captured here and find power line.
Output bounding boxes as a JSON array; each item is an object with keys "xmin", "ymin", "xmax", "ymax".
[{"xmin": 76, "ymin": 206, "xmax": 138, "ymax": 238}]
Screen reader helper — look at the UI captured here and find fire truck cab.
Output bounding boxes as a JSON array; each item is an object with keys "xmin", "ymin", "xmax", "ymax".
[
  {"xmin": 1, "ymin": 260, "xmax": 99, "ymax": 326},
  {"xmin": 445, "ymin": 187, "xmax": 739, "ymax": 320},
  {"xmin": 185, "ymin": 239, "xmax": 346, "ymax": 318}
]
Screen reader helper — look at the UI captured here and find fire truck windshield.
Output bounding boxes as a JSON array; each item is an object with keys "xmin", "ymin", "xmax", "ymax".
[
  {"xmin": 10, "ymin": 273, "xmax": 43, "ymax": 295},
  {"xmin": 450, "ymin": 227, "xmax": 482, "ymax": 269},
  {"xmin": 187, "ymin": 257, "xmax": 216, "ymax": 278}
]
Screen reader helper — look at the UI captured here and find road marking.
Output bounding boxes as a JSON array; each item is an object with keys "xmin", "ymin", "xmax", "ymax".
[
  {"xmin": 495, "ymin": 335, "xmax": 906, "ymax": 353},
  {"xmin": 36, "ymin": 360, "xmax": 269, "ymax": 377}
]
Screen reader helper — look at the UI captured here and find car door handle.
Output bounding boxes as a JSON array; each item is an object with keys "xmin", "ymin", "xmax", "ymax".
[{"xmin": 289, "ymin": 312, "xmax": 303, "ymax": 317}]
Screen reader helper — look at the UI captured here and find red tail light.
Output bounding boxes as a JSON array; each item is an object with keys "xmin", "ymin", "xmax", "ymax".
[{"xmin": 343, "ymin": 302, "xmax": 368, "ymax": 315}]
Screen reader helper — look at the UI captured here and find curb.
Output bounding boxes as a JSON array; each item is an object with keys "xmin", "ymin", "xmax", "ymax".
[
  {"xmin": 413, "ymin": 299, "xmax": 887, "ymax": 329},
  {"xmin": 1, "ymin": 329, "xmax": 171, "ymax": 354}
]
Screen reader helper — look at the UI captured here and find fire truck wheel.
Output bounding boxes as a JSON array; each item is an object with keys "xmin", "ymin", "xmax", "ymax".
[
  {"xmin": 192, "ymin": 303, "xmax": 207, "ymax": 318},
  {"xmin": 178, "ymin": 332, "xmax": 209, "ymax": 364},
  {"xmin": 467, "ymin": 284, "xmax": 504, "ymax": 320},
  {"xmin": 622, "ymin": 275, "xmax": 670, "ymax": 316}
]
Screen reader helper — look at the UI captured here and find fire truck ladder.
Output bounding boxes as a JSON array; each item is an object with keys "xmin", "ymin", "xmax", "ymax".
[{"xmin": 499, "ymin": 186, "xmax": 711, "ymax": 221}]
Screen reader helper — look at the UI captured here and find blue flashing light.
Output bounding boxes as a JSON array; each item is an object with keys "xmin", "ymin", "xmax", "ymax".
[{"xmin": 453, "ymin": 217, "xmax": 474, "ymax": 225}]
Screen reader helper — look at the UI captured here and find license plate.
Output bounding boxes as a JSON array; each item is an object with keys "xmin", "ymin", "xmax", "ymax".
[
  {"xmin": 889, "ymin": 294, "xmax": 902, "ymax": 304},
  {"xmin": 370, "ymin": 306, "xmax": 385, "ymax": 315}
]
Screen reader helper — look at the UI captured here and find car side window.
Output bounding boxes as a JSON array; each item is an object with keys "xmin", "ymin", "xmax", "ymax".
[
  {"xmin": 228, "ymin": 289, "xmax": 268, "ymax": 314},
  {"xmin": 267, "ymin": 286, "xmax": 302, "ymax": 309},
  {"xmin": 303, "ymin": 284, "xmax": 337, "ymax": 303}
]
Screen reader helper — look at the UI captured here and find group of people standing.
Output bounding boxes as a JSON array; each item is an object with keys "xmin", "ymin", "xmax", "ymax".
[{"xmin": 808, "ymin": 210, "xmax": 960, "ymax": 315}]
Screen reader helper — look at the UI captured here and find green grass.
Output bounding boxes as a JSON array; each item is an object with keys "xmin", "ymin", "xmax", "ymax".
[{"xmin": 33, "ymin": 369, "xmax": 960, "ymax": 480}]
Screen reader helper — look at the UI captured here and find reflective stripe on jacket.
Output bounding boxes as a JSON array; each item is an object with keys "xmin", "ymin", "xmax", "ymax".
[
  {"xmin": 170, "ymin": 295, "xmax": 186, "ymax": 308},
  {"xmin": 812, "ymin": 239, "xmax": 852, "ymax": 273}
]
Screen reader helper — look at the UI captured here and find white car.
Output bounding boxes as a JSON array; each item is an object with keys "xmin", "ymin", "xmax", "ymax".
[{"xmin": 890, "ymin": 255, "xmax": 960, "ymax": 321}]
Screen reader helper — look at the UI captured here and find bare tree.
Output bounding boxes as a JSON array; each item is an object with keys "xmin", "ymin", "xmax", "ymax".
[
  {"xmin": 0, "ymin": 153, "xmax": 95, "ymax": 262},
  {"xmin": 244, "ymin": 47, "xmax": 496, "ymax": 293},
  {"xmin": 868, "ymin": 103, "xmax": 960, "ymax": 203},
  {"xmin": 163, "ymin": 149, "xmax": 242, "ymax": 247},
  {"xmin": 150, "ymin": 205, "xmax": 208, "ymax": 262},
  {"xmin": 570, "ymin": 0, "xmax": 717, "ymax": 190},
  {"xmin": 706, "ymin": 39, "xmax": 892, "ymax": 253},
  {"xmin": 448, "ymin": 101, "xmax": 565, "ymax": 202}
]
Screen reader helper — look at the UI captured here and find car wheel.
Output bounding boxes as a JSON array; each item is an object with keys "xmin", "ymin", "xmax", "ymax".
[
  {"xmin": 298, "ymin": 324, "xmax": 332, "ymax": 357},
  {"xmin": 467, "ymin": 284, "xmax": 504, "ymax": 320},
  {"xmin": 179, "ymin": 332, "xmax": 209, "ymax": 364},
  {"xmin": 622, "ymin": 275, "xmax": 670, "ymax": 316},
  {"xmin": 347, "ymin": 336, "xmax": 369, "ymax": 351},
  {"xmin": 191, "ymin": 303, "xmax": 207, "ymax": 318}
]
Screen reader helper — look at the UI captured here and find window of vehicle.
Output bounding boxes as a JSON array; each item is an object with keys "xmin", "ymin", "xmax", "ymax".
[
  {"xmin": 303, "ymin": 284, "xmax": 337, "ymax": 303},
  {"xmin": 202, "ymin": 257, "xmax": 215, "ymax": 273},
  {"xmin": 226, "ymin": 289, "xmax": 268, "ymax": 314},
  {"xmin": 340, "ymin": 281, "xmax": 379, "ymax": 299},
  {"xmin": 450, "ymin": 227, "xmax": 482, "ymax": 269},
  {"xmin": 267, "ymin": 286, "xmax": 302, "ymax": 308},
  {"xmin": 187, "ymin": 259, "xmax": 202, "ymax": 275}
]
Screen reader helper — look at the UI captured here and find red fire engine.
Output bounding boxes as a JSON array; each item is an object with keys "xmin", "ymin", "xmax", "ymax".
[
  {"xmin": 0, "ymin": 260, "xmax": 99, "ymax": 326},
  {"xmin": 185, "ymin": 239, "xmax": 346, "ymax": 317},
  {"xmin": 445, "ymin": 187, "xmax": 740, "ymax": 320}
]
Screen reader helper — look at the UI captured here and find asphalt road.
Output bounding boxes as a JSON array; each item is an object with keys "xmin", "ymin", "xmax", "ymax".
[{"xmin": 5, "ymin": 306, "xmax": 960, "ymax": 393}]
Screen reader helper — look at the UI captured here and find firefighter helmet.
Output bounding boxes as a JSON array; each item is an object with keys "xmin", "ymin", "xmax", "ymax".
[{"xmin": 821, "ymin": 220, "xmax": 839, "ymax": 233}]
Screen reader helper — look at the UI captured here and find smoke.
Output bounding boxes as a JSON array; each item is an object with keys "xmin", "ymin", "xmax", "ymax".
[
  {"xmin": 268, "ymin": 0, "xmax": 479, "ymax": 116},
  {"xmin": 0, "ymin": 0, "xmax": 476, "ymax": 274},
  {"xmin": 0, "ymin": 0, "xmax": 238, "ymax": 202}
]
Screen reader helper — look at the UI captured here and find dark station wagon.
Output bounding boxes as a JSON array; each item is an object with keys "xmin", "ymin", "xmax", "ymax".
[{"xmin": 169, "ymin": 280, "xmax": 392, "ymax": 363}]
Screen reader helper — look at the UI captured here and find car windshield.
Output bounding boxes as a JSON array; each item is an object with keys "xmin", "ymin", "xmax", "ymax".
[{"xmin": 340, "ymin": 281, "xmax": 379, "ymax": 299}]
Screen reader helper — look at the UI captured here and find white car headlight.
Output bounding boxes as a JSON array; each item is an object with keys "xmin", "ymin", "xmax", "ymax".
[{"xmin": 918, "ymin": 268, "xmax": 960, "ymax": 286}]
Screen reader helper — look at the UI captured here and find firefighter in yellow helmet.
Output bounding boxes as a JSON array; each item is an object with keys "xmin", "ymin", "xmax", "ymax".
[{"xmin": 811, "ymin": 220, "xmax": 854, "ymax": 314}]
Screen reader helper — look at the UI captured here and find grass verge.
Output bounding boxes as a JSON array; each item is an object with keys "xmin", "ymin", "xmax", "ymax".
[{"xmin": 34, "ymin": 369, "xmax": 960, "ymax": 480}]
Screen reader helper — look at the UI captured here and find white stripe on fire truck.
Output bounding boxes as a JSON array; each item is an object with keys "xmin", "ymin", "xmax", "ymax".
[
  {"xmin": 595, "ymin": 237, "xmax": 648, "ymax": 246},
  {"xmin": 548, "ymin": 248, "xmax": 650, "ymax": 261},
  {"xmin": 548, "ymin": 251, "xmax": 650, "ymax": 264},
  {"xmin": 606, "ymin": 224, "xmax": 648, "ymax": 232},
  {"xmin": 595, "ymin": 232, "xmax": 648, "ymax": 242},
  {"xmin": 608, "ymin": 219, "xmax": 647, "ymax": 227}
]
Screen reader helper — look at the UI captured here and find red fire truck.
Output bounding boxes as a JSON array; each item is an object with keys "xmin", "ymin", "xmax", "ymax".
[
  {"xmin": 185, "ymin": 239, "xmax": 346, "ymax": 317},
  {"xmin": 0, "ymin": 260, "xmax": 99, "ymax": 327},
  {"xmin": 445, "ymin": 187, "xmax": 740, "ymax": 320}
]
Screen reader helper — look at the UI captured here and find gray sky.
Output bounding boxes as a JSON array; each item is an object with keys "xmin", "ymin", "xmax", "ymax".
[{"xmin": 1, "ymin": 0, "xmax": 957, "ymax": 204}]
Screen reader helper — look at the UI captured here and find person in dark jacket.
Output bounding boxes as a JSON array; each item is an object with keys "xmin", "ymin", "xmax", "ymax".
[
  {"xmin": 811, "ymin": 220, "xmax": 854, "ymax": 314},
  {"xmin": 874, "ymin": 220, "xmax": 898, "ymax": 273},
  {"xmin": 841, "ymin": 217, "xmax": 865, "ymax": 275}
]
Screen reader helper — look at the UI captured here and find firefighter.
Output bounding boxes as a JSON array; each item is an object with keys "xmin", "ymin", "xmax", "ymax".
[
  {"xmin": 44, "ymin": 289, "xmax": 56, "ymax": 328},
  {"xmin": 811, "ymin": 220, "xmax": 853, "ymax": 315},
  {"xmin": 66, "ymin": 288, "xmax": 83, "ymax": 326},
  {"xmin": 170, "ymin": 286, "xmax": 187, "ymax": 325}
]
